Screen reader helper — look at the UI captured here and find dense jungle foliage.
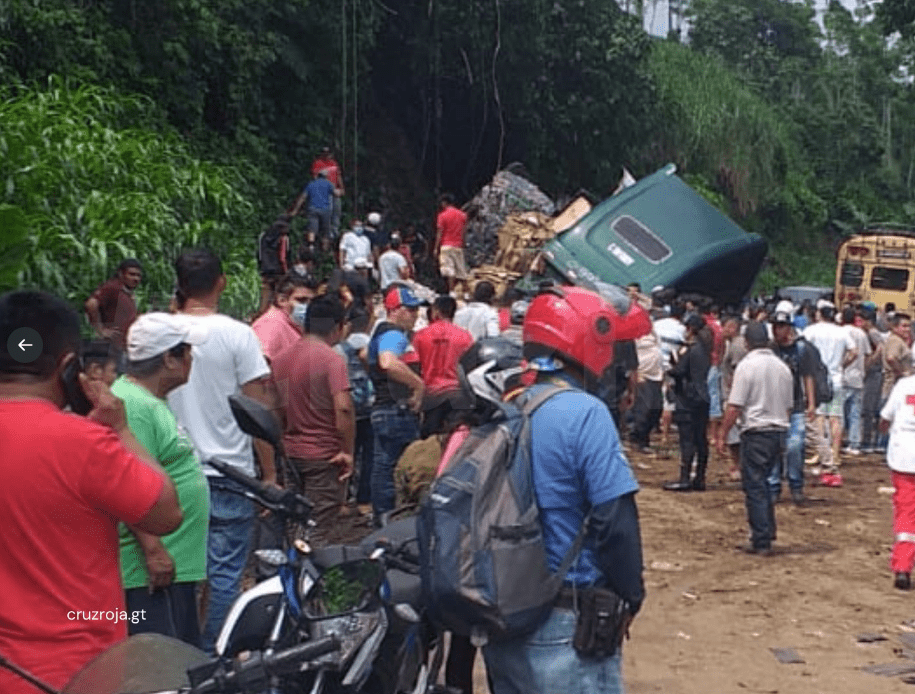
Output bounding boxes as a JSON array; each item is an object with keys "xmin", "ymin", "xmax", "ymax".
[{"xmin": 3, "ymin": 0, "xmax": 915, "ymax": 312}]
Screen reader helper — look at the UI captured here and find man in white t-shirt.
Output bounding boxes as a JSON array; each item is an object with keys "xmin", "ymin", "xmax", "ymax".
[
  {"xmin": 166, "ymin": 250, "xmax": 275, "ymax": 653},
  {"xmin": 880, "ymin": 373, "xmax": 915, "ymax": 590},
  {"xmin": 378, "ymin": 234, "xmax": 409, "ymax": 290},
  {"xmin": 841, "ymin": 305, "xmax": 872, "ymax": 455},
  {"xmin": 803, "ymin": 302, "xmax": 856, "ymax": 483},
  {"xmin": 339, "ymin": 220, "xmax": 373, "ymax": 272},
  {"xmin": 454, "ymin": 280, "xmax": 500, "ymax": 341}
]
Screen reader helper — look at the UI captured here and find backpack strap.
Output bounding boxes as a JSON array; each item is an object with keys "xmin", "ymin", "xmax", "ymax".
[{"xmin": 515, "ymin": 383, "xmax": 590, "ymax": 585}]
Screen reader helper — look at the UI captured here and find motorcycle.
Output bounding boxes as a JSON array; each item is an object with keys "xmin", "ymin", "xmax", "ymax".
[{"xmin": 2, "ymin": 394, "xmax": 446, "ymax": 694}]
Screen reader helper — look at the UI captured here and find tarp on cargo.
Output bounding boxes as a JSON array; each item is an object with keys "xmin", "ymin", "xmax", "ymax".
[{"xmin": 540, "ymin": 164, "xmax": 768, "ymax": 304}]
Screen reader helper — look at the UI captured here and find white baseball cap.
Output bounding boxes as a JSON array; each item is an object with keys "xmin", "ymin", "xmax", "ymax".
[
  {"xmin": 775, "ymin": 300, "xmax": 795, "ymax": 317},
  {"xmin": 127, "ymin": 313, "xmax": 209, "ymax": 361}
]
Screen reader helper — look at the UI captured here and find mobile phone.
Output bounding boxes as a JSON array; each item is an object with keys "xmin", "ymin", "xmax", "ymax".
[{"xmin": 61, "ymin": 355, "xmax": 93, "ymax": 416}]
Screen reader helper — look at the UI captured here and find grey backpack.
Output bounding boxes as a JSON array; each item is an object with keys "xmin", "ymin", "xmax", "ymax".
[{"xmin": 417, "ymin": 384, "xmax": 588, "ymax": 643}]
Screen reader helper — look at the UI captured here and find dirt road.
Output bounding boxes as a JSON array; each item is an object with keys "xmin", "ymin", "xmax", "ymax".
[
  {"xmin": 624, "ymin": 446, "xmax": 914, "ymax": 693},
  {"xmin": 334, "ymin": 442, "xmax": 913, "ymax": 692}
]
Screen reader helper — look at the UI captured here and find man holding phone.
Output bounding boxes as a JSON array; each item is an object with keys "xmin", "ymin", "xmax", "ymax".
[{"xmin": 0, "ymin": 290, "xmax": 183, "ymax": 693}]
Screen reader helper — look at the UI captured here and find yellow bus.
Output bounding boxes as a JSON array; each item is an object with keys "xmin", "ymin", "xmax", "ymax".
[{"xmin": 835, "ymin": 226, "xmax": 915, "ymax": 313}]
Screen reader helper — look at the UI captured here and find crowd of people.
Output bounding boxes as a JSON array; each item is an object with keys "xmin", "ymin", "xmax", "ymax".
[{"xmin": 4, "ymin": 150, "xmax": 915, "ymax": 693}]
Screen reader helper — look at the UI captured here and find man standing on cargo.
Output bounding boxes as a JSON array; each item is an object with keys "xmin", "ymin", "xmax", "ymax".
[{"xmin": 434, "ymin": 193, "xmax": 469, "ymax": 296}]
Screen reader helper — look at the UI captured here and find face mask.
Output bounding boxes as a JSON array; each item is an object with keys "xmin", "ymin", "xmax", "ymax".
[
  {"xmin": 291, "ymin": 302, "xmax": 308, "ymax": 327},
  {"xmin": 353, "ymin": 225, "xmax": 364, "ymax": 235}
]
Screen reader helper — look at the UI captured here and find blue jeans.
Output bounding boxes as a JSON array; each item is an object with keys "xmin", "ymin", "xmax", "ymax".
[
  {"xmin": 483, "ymin": 607, "xmax": 624, "ymax": 694},
  {"xmin": 843, "ymin": 386, "xmax": 863, "ymax": 450},
  {"xmin": 768, "ymin": 412, "xmax": 805, "ymax": 497},
  {"xmin": 370, "ymin": 407, "xmax": 420, "ymax": 517},
  {"xmin": 203, "ymin": 477, "xmax": 255, "ymax": 654},
  {"xmin": 707, "ymin": 365, "xmax": 722, "ymax": 418}
]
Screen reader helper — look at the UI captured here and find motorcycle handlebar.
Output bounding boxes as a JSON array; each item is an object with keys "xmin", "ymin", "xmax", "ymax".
[
  {"xmin": 207, "ymin": 458, "xmax": 313, "ymax": 523},
  {"xmin": 191, "ymin": 636, "xmax": 340, "ymax": 694}
]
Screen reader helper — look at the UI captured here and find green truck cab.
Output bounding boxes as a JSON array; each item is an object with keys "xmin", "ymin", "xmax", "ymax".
[{"xmin": 539, "ymin": 165, "xmax": 768, "ymax": 304}]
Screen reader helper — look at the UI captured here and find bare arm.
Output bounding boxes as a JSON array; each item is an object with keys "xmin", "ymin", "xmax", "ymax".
[
  {"xmin": 803, "ymin": 374, "xmax": 816, "ymax": 416},
  {"xmin": 289, "ymin": 192, "xmax": 308, "ymax": 217},
  {"xmin": 716, "ymin": 403, "xmax": 742, "ymax": 453},
  {"xmin": 242, "ymin": 377, "xmax": 279, "ymax": 485},
  {"xmin": 329, "ymin": 391, "xmax": 356, "ymax": 482},
  {"xmin": 127, "ymin": 528, "xmax": 175, "ymax": 591},
  {"xmin": 84, "ymin": 296, "xmax": 108, "ymax": 339},
  {"xmin": 842, "ymin": 347, "xmax": 858, "ymax": 369}
]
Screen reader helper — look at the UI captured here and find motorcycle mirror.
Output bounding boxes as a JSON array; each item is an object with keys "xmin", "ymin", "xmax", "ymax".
[
  {"xmin": 229, "ymin": 393, "xmax": 281, "ymax": 447},
  {"xmin": 301, "ymin": 559, "xmax": 385, "ymax": 620}
]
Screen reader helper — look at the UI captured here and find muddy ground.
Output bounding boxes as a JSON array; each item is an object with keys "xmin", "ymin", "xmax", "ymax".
[
  {"xmin": 625, "ymin": 445, "xmax": 915, "ymax": 694},
  {"xmin": 327, "ymin": 441, "xmax": 915, "ymax": 693}
]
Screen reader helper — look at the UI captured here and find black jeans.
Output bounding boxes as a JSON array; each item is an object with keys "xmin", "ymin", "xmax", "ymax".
[
  {"xmin": 675, "ymin": 402, "xmax": 709, "ymax": 479},
  {"xmin": 630, "ymin": 380, "xmax": 663, "ymax": 448},
  {"xmin": 125, "ymin": 582, "xmax": 201, "ymax": 648},
  {"xmin": 354, "ymin": 417, "xmax": 374, "ymax": 504},
  {"xmin": 741, "ymin": 430, "xmax": 784, "ymax": 549}
]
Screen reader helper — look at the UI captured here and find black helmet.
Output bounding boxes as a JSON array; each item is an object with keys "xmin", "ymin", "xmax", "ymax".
[{"xmin": 457, "ymin": 338, "xmax": 525, "ymax": 412}]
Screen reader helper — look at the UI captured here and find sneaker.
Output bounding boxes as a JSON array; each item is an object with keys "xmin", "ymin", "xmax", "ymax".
[
  {"xmin": 790, "ymin": 489, "xmax": 806, "ymax": 506},
  {"xmin": 895, "ymin": 572, "xmax": 912, "ymax": 590},
  {"xmin": 737, "ymin": 544, "xmax": 773, "ymax": 557},
  {"xmin": 820, "ymin": 472, "xmax": 844, "ymax": 487},
  {"xmin": 845, "ymin": 448, "xmax": 861, "ymax": 457}
]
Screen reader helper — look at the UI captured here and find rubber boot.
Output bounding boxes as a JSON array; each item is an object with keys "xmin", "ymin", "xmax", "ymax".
[
  {"xmin": 663, "ymin": 463, "xmax": 692, "ymax": 491},
  {"xmin": 691, "ymin": 458, "xmax": 707, "ymax": 491}
]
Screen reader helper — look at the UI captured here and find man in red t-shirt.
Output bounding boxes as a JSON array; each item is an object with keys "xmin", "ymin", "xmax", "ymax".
[
  {"xmin": 84, "ymin": 258, "xmax": 143, "ymax": 349},
  {"xmin": 434, "ymin": 193, "xmax": 469, "ymax": 295},
  {"xmin": 310, "ymin": 146, "xmax": 344, "ymax": 238},
  {"xmin": 271, "ymin": 295, "xmax": 354, "ymax": 540},
  {"xmin": 413, "ymin": 295, "xmax": 474, "ymax": 437},
  {"xmin": 0, "ymin": 290, "xmax": 182, "ymax": 693}
]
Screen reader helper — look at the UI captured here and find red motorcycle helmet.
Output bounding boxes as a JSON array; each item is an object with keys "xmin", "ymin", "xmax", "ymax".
[{"xmin": 523, "ymin": 285, "xmax": 651, "ymax": 380}]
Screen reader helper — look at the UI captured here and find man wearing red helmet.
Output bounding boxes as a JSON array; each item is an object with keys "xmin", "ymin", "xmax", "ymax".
[{"xmin": 482, "ymin": 285, "xmax": 646, "ymax": 694}]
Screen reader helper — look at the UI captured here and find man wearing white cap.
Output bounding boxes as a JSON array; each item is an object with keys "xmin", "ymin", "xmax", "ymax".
[{"xmin": 112, "ymin": 313, "xmax": 210, "ymax": 646}]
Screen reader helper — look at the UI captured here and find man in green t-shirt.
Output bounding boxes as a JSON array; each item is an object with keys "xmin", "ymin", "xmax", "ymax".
[{"xmin": 111, "ymin": 312, "xmax": 209, "ymax": 646}]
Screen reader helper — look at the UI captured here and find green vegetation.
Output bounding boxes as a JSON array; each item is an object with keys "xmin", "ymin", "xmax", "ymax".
[
  {"xmin": 0, "ymin": 80, "xmax": 258, "ymax": 317},
  {"xmin": 3, "ymin": 0, "xmax": 915, "ymax": 303}
]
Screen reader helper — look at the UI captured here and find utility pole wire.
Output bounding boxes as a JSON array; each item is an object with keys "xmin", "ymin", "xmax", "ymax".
[{"xmin": 493, "ymin": 0, "xmax": 505, "ymax": 172}]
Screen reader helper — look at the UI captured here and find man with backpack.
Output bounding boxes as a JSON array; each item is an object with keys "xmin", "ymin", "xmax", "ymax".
[
  {"xmin": 769, "ymin": 308, "xmax": 818, "ymax": 504},
  {"xmin": 335, "ymin": 307, "xmax": 375, "ymax": 513},
  {"xmin": 480, "ymin": 287, "xmax": 645, "ymax": 693}
]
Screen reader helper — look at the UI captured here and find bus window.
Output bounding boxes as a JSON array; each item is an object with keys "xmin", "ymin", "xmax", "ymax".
[
  {"xmin": 839, "ymin": 261, "xmax": 864, "ymax": 287},
  {"xmin": 871, "ymin": 266, "xmax": 910, "ymax": 291}
]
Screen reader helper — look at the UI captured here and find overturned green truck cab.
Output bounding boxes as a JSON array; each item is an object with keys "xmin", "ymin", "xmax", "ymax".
[{"xmin": 540, "ymin": 164, "xmax": 768, "ymax": 305}]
